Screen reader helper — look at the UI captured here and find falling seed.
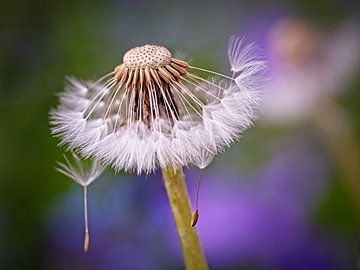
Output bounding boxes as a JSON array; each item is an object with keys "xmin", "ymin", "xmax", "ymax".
[
  {"xmin": 84, "ymin": 230, "xmax": 90, "ymax": 253},
  {"xmin": 191, "ymin": 208, "xmax": 199, "ymax": 227},
  {"xmin": 55, "ymin": 154, "xmax": 104, "ymax": 253},
  {"xmin": 191, "ymin": 169, "xmax": 203, "ymax": 227}
]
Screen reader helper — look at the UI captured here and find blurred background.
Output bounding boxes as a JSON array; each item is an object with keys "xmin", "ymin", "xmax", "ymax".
[{"xmin": 1, "ymin": 0, "xmax": 360, "ymax": 269}]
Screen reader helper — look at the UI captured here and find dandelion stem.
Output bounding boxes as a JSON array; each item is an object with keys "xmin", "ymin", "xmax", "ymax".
[
  {"xmin": 162, "ymin": 167, "xmax": 208, "ymax": 270},
  {"xmin": 83, "ymin": 185, "xmax": 90, "ymax": 253}
]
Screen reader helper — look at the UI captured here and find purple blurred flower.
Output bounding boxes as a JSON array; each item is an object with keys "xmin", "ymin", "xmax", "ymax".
[{"xmin": 260, "ymin": 17, "xmax": 360, "ymax": 124}]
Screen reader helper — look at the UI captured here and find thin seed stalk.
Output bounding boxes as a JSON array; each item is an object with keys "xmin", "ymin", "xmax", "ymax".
[
  {"xmin": 83, "ymin": 185, "xmax": 90, "ymax": 253},
  {"xmin": 161, "ymin": 167, "xmax": 208, "ymax": 270}
]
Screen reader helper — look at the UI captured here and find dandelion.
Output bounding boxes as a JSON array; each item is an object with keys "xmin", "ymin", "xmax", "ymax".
[
  {"xmin": 50, "ymin": 36, "xmax": 266, "ymax": 175},
  {"xmin": 56, "ymin": 153, "xmax": 105, "ymax": 253},
  {"xmin": 50, "ymin": 35, "xmax": 267, "ymax": 268}
]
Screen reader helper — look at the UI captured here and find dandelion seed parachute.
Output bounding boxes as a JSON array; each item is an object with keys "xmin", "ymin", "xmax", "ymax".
[
  {"xmin": 56, "ymin": 152, "xmax": 105, "ymax": 186},
  {"xmin": 56, "ymin": 153, "xmax": 105, "ymax": 253},
  {"xmin": 50, "ymin": 36, "xmax": 267, "ymax": 174}
]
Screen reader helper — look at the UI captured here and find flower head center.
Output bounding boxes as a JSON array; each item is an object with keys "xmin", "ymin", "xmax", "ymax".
[
  {"xmin": 123, "ymin": 45, "xmax": 172, "ymax": 69},
  {"xmin": 112, "ymin": 45, "xmax": 190, "ymax": 127},
  {"xmin": 114, "ymin": 45, "xmax": 189, "ymax": 88}
]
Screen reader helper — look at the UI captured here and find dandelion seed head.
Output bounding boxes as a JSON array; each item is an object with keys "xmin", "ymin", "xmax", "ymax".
[{"xmin": 50, "ymin": 36, "xmax": 267, "ymax": 174}]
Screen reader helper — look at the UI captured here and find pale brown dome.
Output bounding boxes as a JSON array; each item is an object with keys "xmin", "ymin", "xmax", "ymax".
[{"xmin": 123, "ymin": 45, "xmax": 172, "ymax": 69}]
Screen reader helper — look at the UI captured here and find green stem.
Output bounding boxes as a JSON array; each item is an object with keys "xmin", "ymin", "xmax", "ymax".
[{"xmin": 162, "ymin": 167, "xmax": 208, "ymax": 270}]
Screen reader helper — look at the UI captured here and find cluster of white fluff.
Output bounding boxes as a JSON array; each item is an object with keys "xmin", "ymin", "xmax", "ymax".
[{"xmin": 50, "ymin": 36, "xmax": 267, "ymax": 174}]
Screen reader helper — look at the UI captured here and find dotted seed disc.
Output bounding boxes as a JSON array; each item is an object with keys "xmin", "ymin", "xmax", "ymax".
[{"xmin": 123, "ymin": 45, "xmax": 172, "ymax": 69}]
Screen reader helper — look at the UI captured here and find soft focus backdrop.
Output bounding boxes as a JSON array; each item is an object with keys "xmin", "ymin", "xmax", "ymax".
[{"xmin": 1, "ymin": 0, "xmax": 360, "ymax": 269}]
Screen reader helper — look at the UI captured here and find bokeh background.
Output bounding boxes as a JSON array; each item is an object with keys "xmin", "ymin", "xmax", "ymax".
[{"xmin": 1, "ymin": 0, "xmax": 360, "ymax": 269}]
